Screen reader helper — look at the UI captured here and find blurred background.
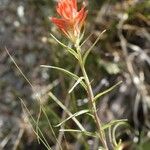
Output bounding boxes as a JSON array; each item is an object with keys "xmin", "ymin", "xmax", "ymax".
[{"xmin": 0, "ymin": 0, "xmax": 150, "ymax": 149}]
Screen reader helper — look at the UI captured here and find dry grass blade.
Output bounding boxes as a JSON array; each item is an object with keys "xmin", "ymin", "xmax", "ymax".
[
  {"xmin": 20, "ymin": 98, "xmax": 52, "ymax": 150},
  {"xmin": 0, "ymin": 133, "xmax": 12, "ymax": 149},
  {"xmin": 5, "ymin": 48, "xmax": 61, "ymax": 149},
  {"xmin": 12, "ymin": 128, "xmax": 24, "ymax": 150}
]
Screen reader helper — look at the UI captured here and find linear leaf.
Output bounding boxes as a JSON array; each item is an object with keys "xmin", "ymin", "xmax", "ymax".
[
  {"xmin": 59, "ymin": 129, "xmax": 96, "ymax": 137},
  {"xmin": 41, "ymin": 65, "xmax": 87, "ymax": 90},
  {"xmin": 55, "ymin": 109, "xmax": 89, "ymax": 127},
  {"xmin": 94, "ymin": 81, "xmax": 122, "ymax": 102},
  {"xmin": 112, "ymin": 121, "xmax": 129, "ymax": 147},
  {"xmin": 50, "ymin": 33, "xmax": 79, "ymax": 60},
  {"xmin": 48, "ymin": 92, "xmax": 86, "ymax": 132},
  {"xmin": 83, "ymin": 30, "xmax": 106, "ymax": 64},
  {"xmin": 69, "ymin": 77, "xmax": 84, "ymax": 93},
  {"xmin": 102, "ymin": 119, "xmax": 128, "ymax": 130}
]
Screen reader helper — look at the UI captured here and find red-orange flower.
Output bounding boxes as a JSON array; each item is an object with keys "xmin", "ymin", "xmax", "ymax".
[{"xmin": 51, "ymin": 0, "xmax": 87, "ymax": 43}]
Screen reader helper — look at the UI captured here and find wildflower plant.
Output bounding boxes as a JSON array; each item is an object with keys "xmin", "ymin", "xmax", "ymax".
[{"xmin": 41, "ymin": 0, "xmax": 128, "ymax": 149}]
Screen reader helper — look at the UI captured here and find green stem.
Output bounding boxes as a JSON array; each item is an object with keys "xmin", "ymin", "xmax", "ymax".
[{"xmin": 75, "ymin": 42, "xmax": 108, "ymax": 150}]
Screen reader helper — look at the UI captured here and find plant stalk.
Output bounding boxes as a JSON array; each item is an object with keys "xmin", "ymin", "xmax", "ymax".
[{"xmin": 75, "ymin": 42, "xmax": 108, "ymax": 150}]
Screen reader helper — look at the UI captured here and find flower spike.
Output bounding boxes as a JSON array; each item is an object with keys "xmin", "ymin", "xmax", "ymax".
[{"xmin": 51, "ymin": 0, "xmax": 87, "ymax": 43}]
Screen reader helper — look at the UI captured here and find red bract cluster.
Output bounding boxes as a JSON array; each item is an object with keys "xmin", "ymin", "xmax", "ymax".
[{"xmin": 51, "ymin": 0, "xmax": 87, "ymax": 43}]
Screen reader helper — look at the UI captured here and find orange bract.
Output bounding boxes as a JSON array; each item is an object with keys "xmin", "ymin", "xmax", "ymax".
[{"xmin": 51, "ymin": 0, "xmax": 87, "ymax": 43}]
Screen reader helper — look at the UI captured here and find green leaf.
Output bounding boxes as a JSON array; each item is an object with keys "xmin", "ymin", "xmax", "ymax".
[
  {"xmin": 93, "ymin": 81, "xmax": 122, "ymax": 102},
  {"xmin": 48, "ymin": 92, "xmax": 86, "ymax": 132},
  {"xmin": 83, "ymin": 30, "xmax": 106, "ymax": 64},
  {"xmin": 102, "ymin": 119, "xmax": 128, "ymax": 130},
  {"xmin": 59, "ymin": 129, "xmax": 97, "ymax": 137},
  {"xmin": 55, "ymin": 109, "xmax": 89, "ymax": 127},
  {"xmin": 112, "ymin": 121, "xmax": 129, "ymax": 147},
  {"xmin": 50, "ymin": 33, "xmax": 79, "ymax": 60},
  {"xmin": 68, "ymin": 77, "xmax": 84, "ymax": 93},
  {"xmin": 41, "ymin": 65, "xmax": 87, "ymax": 90}
]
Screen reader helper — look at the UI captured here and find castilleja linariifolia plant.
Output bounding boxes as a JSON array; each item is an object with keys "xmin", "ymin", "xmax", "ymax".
[
  {"xmin": 50, "ymin": 0, "xmax": 108, "ymax": 148},
  {"xmin": 41, "ymin": 0, "xmax": 126, "ymax": 149}
]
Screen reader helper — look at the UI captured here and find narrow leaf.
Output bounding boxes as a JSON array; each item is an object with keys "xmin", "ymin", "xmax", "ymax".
[
  {"xmin": 112, "ymin": 121, "xmax": 129, "ymax": 147},
  {"xmin": 102, "ymin": 119, "xmax": 128, "ymax": 130},
  {"xmin": 50, "ymin": 33, "xmax": 79, "ymax": 60},
  {"xmin": 94, "ymin": 81, "xmax": 122, "ymax": 102},
  {"xmin": 55, "ymin": 109, "xmax": 89, "ymax": 127},
  {"xmin": 41, "ymin": 65, "xmax": 87, "ymax": 90},
  {"xmin": 69, "ymin": 77, "xmax": 84, "ymax": 93},
  {"xmin": 83, "ymin": 30, "xmax": 106, "ymax": 64},
  {"xmin": 59, "ymin": 129, "xmax": 96, "ymax": 137},
  {"xmin": 48, "ymin": 92, "xmax": 86, "ymax": 131}
]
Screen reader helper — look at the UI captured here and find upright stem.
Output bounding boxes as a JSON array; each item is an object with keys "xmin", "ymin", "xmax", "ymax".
[{"xmin": 75, "ymin": 42, "xmax": 108, "ymax": 150}]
